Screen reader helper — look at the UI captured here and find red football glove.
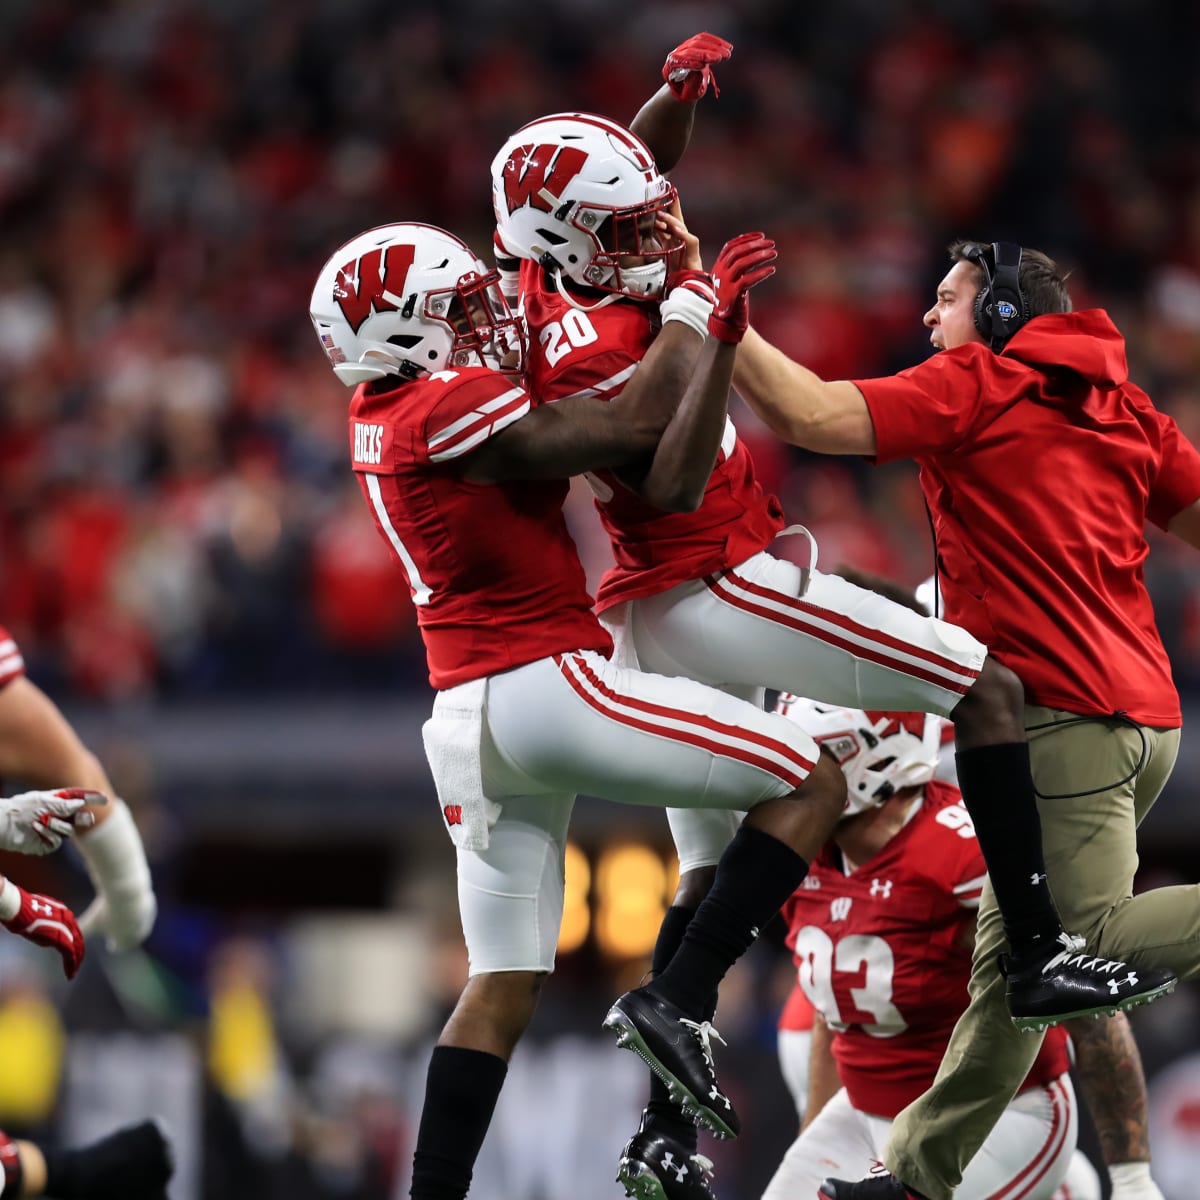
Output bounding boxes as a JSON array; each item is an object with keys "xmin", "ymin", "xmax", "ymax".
[
  {"xmin": 708, "ymin": 232, "xmax": 777, "ymax": 344},
  {"xmin": 662, "ymin": 33, "xmax": 733, "ymax": 102},
  {"xmin": 2, "ymin": 884, "xmax": 85, "ymax": 979}
]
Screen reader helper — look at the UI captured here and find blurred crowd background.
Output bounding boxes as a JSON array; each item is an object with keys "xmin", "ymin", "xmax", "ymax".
[{"xmin": 1, "ymin": 1, "xmax": 1199, "ymax": 1198}]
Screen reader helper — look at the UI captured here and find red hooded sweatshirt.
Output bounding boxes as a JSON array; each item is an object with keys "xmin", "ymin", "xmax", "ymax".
[{"xmin": 855, "ymin": 310, "xmax": 1200, "ymax": 724}]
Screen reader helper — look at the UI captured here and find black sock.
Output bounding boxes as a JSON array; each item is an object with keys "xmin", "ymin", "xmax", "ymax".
[
  {"xmin": 649, "ymin": 827, "xmax": 808, "ymax": 1016},
  {"xmin": 643, "ymin": 904, "xmax": 708, "ymax": 1148},
  {"xmin": 956, "ymin": 743, "xmax": 1062, "ymax": 955},
  {"xmin": 411, "ymin": 1046, "xmax": 507, "ymax": 1200}
]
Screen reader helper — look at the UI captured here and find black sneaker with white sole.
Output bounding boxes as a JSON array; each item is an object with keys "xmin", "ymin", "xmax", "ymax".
[
  {"xmin": 616, "ymin": 1124, "xmax": 716, "ymax": 1200},
  {"xmin": 819, "ymin": 1174, "xmax": 923, "ymax": 1199},
  {"xmin": 1004, "ymin": 931, "xmax": 1177, "ymax": 1032},
  {"xmin": 603, "ymin": 986, "xmax": 739, "ymax": 1139}
]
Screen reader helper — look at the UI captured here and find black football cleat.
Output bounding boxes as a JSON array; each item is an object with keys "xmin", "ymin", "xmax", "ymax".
[
  {"xmin": 603, "ymin": 986, "xmax": 739, "ymax": 1139},
  {"xmin": 819, "ymin": 1174, "xmax": 923, "ymax": 1198},
  {"xmin": 1004, "ymin": 931, "xmax": 1177, "ymax": 1032},
  {"xmin": 616, "ymin": 1124, "xmax": 715, "ymax": 1200},
  {"xmin": 62, "ymin": 1118, "xmax": 174, "ymax": 1200}
]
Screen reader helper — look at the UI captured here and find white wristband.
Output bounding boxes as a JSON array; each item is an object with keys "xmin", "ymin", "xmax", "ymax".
[
  {"xmin": 659, "ymin": 284, "xmax": 715, "ymax": 340},
  {"xmin": 0, "ymin": 877, "xmax": 18, "ymax": 921}
]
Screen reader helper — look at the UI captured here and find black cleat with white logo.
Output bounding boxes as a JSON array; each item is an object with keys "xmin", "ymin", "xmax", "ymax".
[
  {"xmin": 819, "ymin": 1174, "xmax": 922, "ymax": 1199},
  {"xmin": 616, "ymin": 1124, "xmax": 716, "ymax": 1200},
  {"xmin": 1004, "ymin": 931, "xmax": 1177, "ymax": 1032},
  {"xmin": 603, "ymin": 986, "xmax": 739, "ymax": 1139}
]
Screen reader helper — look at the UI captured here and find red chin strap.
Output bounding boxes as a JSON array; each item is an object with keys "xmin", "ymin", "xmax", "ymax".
[{"xmin": 0, "ymin": 1128, "xmax": 22, "ymax": 1194}]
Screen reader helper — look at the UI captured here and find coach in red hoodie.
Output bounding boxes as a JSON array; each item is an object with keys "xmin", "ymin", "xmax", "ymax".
[{"xmin": 731, "ymin": 239, "xmax": 1200, "ymax": 1200}]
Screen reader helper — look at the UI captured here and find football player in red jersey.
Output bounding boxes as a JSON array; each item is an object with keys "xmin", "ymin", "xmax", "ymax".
[
  {"xmin": 0, "ymin": 629, "xmax": 173, "ymax": 1198},
  {"xmin": 309, "ymin": 217, "xmax": 850, "ymax": 1200},
  {"xmin": 488, "ymin": 37, "xmax": 1169, "ymax": 1200},
  {"xmin": 0, "ymin": 627, "xmax": 156, "ymax": 954},
  {"xmin": 767, "ymin": 696, "xmax": 1099, "ymax": 1200}
]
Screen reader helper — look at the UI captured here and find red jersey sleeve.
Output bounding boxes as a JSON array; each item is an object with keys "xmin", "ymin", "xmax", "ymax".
[
  {"xmin": 910, "ymin": 783, "xmax": 989, "ymax": 911},
  {"xmin": 348, "ymin": 369, "xmax": 531, "ymax": 474},
  {"xmin": 1147, "ymin": 404, "xmax": 1200, "ymax": 529},
  {"xmin": 855, "ymin": 345, "xmax": 999, "ymax": 463}
]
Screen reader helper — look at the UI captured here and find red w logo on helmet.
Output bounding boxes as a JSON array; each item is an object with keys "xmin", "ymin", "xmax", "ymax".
[
  {"xmin": 334, "ymin": 244, "xmax": 417, "ymax": 334},
  {"xmin": 500, "ymin": 144, "xmax": 588, "ymax": 216}
]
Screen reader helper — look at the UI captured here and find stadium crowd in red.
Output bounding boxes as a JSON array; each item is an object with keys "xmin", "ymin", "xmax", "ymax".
[{"xmin": 2, "ymin": 0, "xmax": 1199, "ymax": 700}]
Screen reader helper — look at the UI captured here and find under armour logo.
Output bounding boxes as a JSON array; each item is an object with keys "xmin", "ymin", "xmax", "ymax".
[
  {"xmin": 660, "ymin": 1152, "xmax": 688, "ymax": 1183},
  {"xmin": 1031, "ymin": 872, "xmax": 1047, "ymax": 886},
  {"xmin": 1110, "ymin": 972, "xmax": 1139, "ymax": 994},
  {"xmin": 869, "ymin": 878, "xmax": 893, "ymax": 899},
  {"xmin": 30, "ymin": 899, "xmax": 52, "ymax": 915}
]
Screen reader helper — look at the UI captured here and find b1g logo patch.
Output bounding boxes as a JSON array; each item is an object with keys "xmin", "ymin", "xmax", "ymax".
[{"xmin": 350, "ymin": 420, "xmax": 392, "ymax": 467}]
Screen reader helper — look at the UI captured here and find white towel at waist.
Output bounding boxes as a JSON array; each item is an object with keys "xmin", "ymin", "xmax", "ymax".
[{"xmin": 421, "ymin": 677, "xmax": 502, "ymax": 852}]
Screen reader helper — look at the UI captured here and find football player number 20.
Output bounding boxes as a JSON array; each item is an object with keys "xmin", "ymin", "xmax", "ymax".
[
  {"xmin": 539, "ymin": 310, "xmax": 599, "ymax": 366},
  {"xmin": 793, "ymin": 927, "xmax": 908, "ymax": 1038}
]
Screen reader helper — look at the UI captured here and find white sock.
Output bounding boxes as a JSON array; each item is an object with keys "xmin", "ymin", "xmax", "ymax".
[{"xmin": 1109, "ymin": 1161, "xmax": 1163, "ymax": 1200}]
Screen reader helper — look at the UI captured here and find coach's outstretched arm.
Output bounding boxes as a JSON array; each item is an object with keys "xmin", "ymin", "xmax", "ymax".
[{"xmin": 734, "ymin": 327, "xmax": 876, "ymax": 455}]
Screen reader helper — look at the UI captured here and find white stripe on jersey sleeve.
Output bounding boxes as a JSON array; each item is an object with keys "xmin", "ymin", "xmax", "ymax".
[
  {"xmin": 953, "ymin": 872, "xmax": 987, "ymax": 909},
  {"xmin": 427, "ymin": 387, "xmax": 530, "ymax": 462}
]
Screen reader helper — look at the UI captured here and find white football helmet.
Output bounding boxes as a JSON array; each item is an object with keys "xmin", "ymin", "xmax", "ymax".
[
  {"xmin": 490, "ymin": 112, "xmax": 682, "ymax": 307},
  {"xmin": 775, "ymin": 696, "xmax": 942, "ymax": 817},
  {"xmin": 309, "ymin": 222, "xmax": 525, "ymax": 388}
]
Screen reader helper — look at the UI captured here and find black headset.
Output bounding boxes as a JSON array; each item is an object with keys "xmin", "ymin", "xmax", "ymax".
[{"xmin": 962, "ymin": 241, "xmax": 1029, "ymax": 350}]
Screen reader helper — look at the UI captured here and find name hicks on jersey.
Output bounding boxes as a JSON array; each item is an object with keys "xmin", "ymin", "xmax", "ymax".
[{"xmin": 354, "ymin": 422, "xmax": 385, "ymax": 465}]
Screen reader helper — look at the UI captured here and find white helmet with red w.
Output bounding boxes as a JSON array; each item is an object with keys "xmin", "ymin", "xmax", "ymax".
[
  {"xmin": 309, "ymin": 222, "xmax": 525, "ymax": 388},
  {"xmin": 490, "ymin": 112, "xmax": 682, "ymax": 306},
  {"xmin": 775, "ymin": 696, "xmax": 942, "ymax": 816}
]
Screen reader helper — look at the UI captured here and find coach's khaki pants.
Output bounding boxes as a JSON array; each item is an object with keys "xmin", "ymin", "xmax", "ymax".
[{"xmin": 886, "ymin": 705, "xmax": 1198, "ymax": 1200}]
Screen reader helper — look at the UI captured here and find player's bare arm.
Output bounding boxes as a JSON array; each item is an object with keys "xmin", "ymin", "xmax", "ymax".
[
  {"xmin": 733, "ymin": 326, "xmax": 877, "ymax": 455},
  {"xmin": 630, "ymin": 34, "xmax": 730, "ymax": 171},
  {"xmin": 0, "ymin": 675, "xmax": 112, "ymax": 801},
  {"xmin": 461, "ymin": 319, "xmax": 705, "ymax": 484},
  {"xmin": 802, "ymin": 1013, "xmax": 842, "ymax": 1130},
  {"xmin": 1065, "ymin": 1012, "xmax": 1152, "ymax": 1166},
  {"xmin": 634, "ymin": 231, "xmax": 778, "ymax": 510}
]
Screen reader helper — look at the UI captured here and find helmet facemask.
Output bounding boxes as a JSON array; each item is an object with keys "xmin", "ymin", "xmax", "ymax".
[
  {"xmin": 310, "ymin": 223, "xmax": 526, "ymax": 388},
  {"xmin": 558, "ymin": 187, "xmax": 684, "ymax": 304},
  {"xmin": 423, "ymin": 269, "xmax": 526, "ymax": 375}
]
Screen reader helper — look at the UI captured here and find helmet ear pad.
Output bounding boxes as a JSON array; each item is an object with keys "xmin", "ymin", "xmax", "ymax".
[{"xmin": 965, "ymin": 241, "xmax": 1029, "ymax": 350}]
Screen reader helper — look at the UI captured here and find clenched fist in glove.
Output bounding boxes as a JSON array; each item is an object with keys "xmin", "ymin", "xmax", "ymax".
[
  {"xmin": 663, "ymin": 32, "xmax": 733, "ymax": 102},
  {"xmin": 0, "ymin": 876, "xmax": 85, "ymax": 979},
  {"xmin": 708, "ymin": 232, "xmax": 778, "ymax": 344},
  {"xmin": 0, "ymin": 788, "xmax": 105, "ymax": 855}
]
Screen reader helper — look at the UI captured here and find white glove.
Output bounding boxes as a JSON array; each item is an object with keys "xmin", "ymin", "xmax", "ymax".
[
  {"xmin": 0, "ymin": 788, "xmax": 105, "ymax": 855},
  {"xmin": 75, "ymin": 798, "xmax": 157, "ymax": 951}
]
